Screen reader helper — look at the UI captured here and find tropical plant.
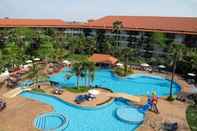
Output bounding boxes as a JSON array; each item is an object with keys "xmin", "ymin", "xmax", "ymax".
[
  {"xmin": 121, "ymin": 47, "xmax": 131, "ymax": 75},
  {"xmin": 112, "ymin": 20, "xmax": 123, "ymax": 47},
  {"xmin": 72, "ymin": 62, "xmax": 82, "ymax": 88},
  {"xmin": 87, "ymin": 61, "xmax": 96, "ymax": 87},
  {"xmin": 2, "ymin": 41, "xmax": 25, "ymax": 68},
  {"xmin": 168, "ymin": 43, "xmax": 187, "ymax": 98},
  {"xmin": 35, "ymin": 35, "xmax": 55, "ymax": 61}
]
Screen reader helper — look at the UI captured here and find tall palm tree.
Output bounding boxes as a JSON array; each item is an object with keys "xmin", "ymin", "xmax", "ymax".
[
  {"xmin": 87, "ymin": 61, "xmax": 96, "ymax": 87},
  {"xmin": 121, "ymin": 48, "xmax": 131, "ymax": 76},
  {"xmin": 72, "ymin": 62, "xmax": 82, "ymax": 88},
  {"xmin": 112, "ymin": 20, "xmax": 123, "ymax": 47},
  {"xmin": 81, "ymin": 61, "xmax": 89, "ymax": 87},
  {"xmin": 168, "ymin": 42, "xmax": 186, "ymax": 98}
]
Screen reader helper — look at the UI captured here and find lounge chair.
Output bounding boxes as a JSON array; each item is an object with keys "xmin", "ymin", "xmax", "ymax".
[
  {"xmin": 161, "ymin": 122, "xmax": 178, "ymax": 131},
  {"xmin": 75, "ymin": 95, "xmax": 87, "ymax": 104},
  {"xmin": 176, "ymin": 95, "xmax": 186, "ymax": 102},
  {"xmin": 0, "ymin": 100, "xmax": 6, "ymax": 111},
  {"xmin": 52, "ymin": 88, "xmax": 63, "ymax": 95},
  {"xmin": 75, "ymin": 93, "xmax": 96, "ymax": 104}
]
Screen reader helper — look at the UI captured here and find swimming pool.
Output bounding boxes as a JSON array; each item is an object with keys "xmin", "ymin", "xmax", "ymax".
[
  {"xmin": 49, "ymin": 68, "xmax": 181, "ymax": 96},
  {"xmin": 21, "ymin": 92, "xmax": 143, "ymax": 131}
]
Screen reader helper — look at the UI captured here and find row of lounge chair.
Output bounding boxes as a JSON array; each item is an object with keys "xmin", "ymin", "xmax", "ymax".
[
  {"xmin": 75, "ymin": 93, "xmax": 96, "ymax": 104},
  {"xmin": 176, "ymin": 92, "xmax": 197, "ymax": 104}
]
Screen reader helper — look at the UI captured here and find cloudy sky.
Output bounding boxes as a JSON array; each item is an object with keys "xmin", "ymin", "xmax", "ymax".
[{"xmin": 0, "ymin": 0, "xmax": 197, "ymax": 21}]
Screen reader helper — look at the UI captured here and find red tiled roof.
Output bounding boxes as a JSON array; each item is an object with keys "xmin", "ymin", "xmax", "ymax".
[
  {"xmin": 85, "ymin": 16, "xmax": 197, "ymax": 35},
  {"xmin": 0, "ymin": 18, "xmax": 65, "ymax": 27},
  {"xmin": 89, "ymin": 53, "xmax": 118, "ymax": 65},
  {"xmin": 0, "ymin": 16, "xmax": 197, "ymax": 35}
]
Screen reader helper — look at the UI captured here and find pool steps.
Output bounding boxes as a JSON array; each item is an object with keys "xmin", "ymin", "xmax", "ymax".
[{"xmin": 34, "ymin": 112, "xmax": 68, "ymax": 131}]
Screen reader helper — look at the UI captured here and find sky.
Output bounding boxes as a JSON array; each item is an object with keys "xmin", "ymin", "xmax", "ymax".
[{"xmin": 0, "ymin": 0, "xmax": 197, "ymax": 21}]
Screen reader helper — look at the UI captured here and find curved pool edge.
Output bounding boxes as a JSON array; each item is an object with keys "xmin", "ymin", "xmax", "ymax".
[
  {"xmin": 21, "ymin": 91, "xmax": 115, "ymax": 110},
  {"xmin": 20, "ymin": 91, "xmax": 145, "ymax": 131}
]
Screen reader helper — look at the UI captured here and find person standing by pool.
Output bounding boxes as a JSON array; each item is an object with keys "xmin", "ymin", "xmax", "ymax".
[{"xmin": 151, "ymin": 91, "xmax": 159, "ymax": 113}]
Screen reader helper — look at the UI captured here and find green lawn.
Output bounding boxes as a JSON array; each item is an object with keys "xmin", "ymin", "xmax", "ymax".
[
  {"xmin": 64, "ymin": 86, "xmax": 90, "ymax": 93},
  {"xmin": 186, "ymin": 105, "xmax": 197, "ymax": 131},
  {"xmin": 31, "ymin": 88, "xmax": 46, "ymax": 93}
]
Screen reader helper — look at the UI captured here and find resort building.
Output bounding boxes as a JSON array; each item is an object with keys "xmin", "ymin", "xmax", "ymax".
[{"xmin": 0, "ymin": 16, "xmax": 197, "ymax": 47}]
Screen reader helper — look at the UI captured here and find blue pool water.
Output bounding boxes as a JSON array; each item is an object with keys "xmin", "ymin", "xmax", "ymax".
[
  {"xmin": 21, "ymin": 92, "xmax": 142, "ymax": 131},
  {"xmin": 49, "ymin": 68, "xmax": 181, "ymax": 96},
  {"xmin": 20, "ymin": 68, "xmax": 181, "ymax": 131}
]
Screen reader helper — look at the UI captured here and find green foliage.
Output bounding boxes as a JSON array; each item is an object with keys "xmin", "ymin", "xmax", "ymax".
[
  {"xmin": 150, "ymin": 32, "xmax": 166, "ymax": 47},
  {"xmin": 66, "ymin": 54, "xmax": 88, "ymax": 62},
  {"xmin": 113, "ymin": 67, "xmax": 134, "ymax": 77},
  {"xmin": 186, "ymin": 105, "xmax": 197, "ymax": 131},
  {"xmin": 0, "ymin": 28, "xmax": 197, "ymax": 84},
  {"xmin": 2, "ymin": 41, "xmax": 25, "ymax": 67},
  {"xmin": 71, "ymin": 60, "xmax": 96, "ymax": 88},
  {"xmin": 35, "ymin": 35, "xmax": 55, "ymax": 60},
  {"xmin": 31, "ymin": 88, "xmax": 46, "ymax": 93},
  {"xmin": 64, "ymin": 86, "xmax": 90, "ymax": 93}
]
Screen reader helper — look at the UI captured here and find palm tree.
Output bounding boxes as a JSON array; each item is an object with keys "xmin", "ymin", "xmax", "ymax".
[
  {"xmin": 72, "ymin": 62, "xmax": 82, "ymax": 88},
  {"xmin": 81, "ymin": 61, "xmax": 89, "ymax": 87},
  {"xmin": 87, "ymin": 61, "xmax": 96, "ymax": 87},
  {"xmin": 121, "ymin": 47, "xmax": 131, "ymax": 76},
  {"xmin": 168, "ymin": 42, "xmax": 186, "ymax": 98},
  {"xmin": 85, "ymin": 37, "xmax": 97, "ymax": 55},
  {"xmin": 112, "ymin": 20, "xmax": 123, "ymax": 47},
  {"xmin": 31, "ymin": 63, "xmax": 39, "ymax": 87}
]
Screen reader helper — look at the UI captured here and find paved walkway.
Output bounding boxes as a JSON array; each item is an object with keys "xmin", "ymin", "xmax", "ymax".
[
  {"xmin": 137, "ymin": 98, "xmax": 190, "ymax": 131},
  {"xmin": 3, "ymin": 88, "xmax": 31, "ymax": 98},
  {"xmin": 101, "ymin": 92, "xmax": 141, "ymax": 103}
]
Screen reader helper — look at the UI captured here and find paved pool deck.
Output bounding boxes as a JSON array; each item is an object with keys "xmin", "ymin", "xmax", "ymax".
[
  {"xmin": 0, "ymin": 69, "xmax": 192, "ymax": 131},
  {"xmin": 137, "ymin": 98, "xmax": 190, "ymax": 131}
]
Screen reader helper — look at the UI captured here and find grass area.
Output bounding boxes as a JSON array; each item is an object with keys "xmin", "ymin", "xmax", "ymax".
[
  {"xmin": 113, "ymin": 67, "xmax": 134, "ymax": 77},
  {"xmin": 186, "ymin": 105, "xmax": 197, "ymax": 131},
  {"xmin": 64, "ymin": 86, "xmax": 90, "ymax": 93},
  {"xmin": 31, "ymin": 88, "xmax": 46, "ymax": 93}
]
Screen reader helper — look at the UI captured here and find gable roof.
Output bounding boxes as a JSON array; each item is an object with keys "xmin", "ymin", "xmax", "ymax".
[
  {"xmin": 86, "ymin": 16, "xmax": 197, "ymax": 35},
  {"xmin": 0, "ymin": 18, "xmax": 65, "ymax": 27},
  {"xmin": 89, "ymin": 53, "xmax": 118, "ymax": 65}
]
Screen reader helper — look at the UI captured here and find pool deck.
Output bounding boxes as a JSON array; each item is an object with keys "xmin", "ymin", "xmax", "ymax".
[
  {"xmin": 137, "ymin": 98, "xmax": 190, "ymax": 131},
  {"xmin": 134, "ymin": 70, "xmax": 191, "ymax": 131},
  {"xmin": 0, "ymin": 85, "xmax": 52, "ymax": 131},
  {"xmin": 39, "ymin": 85, "xmax": 114, "ymax": 107},
  {"xmin": 0, "ymin": 69, "xmax": 192, "ymax": 131}
]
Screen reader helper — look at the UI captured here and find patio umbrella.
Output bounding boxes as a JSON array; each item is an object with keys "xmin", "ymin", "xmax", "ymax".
[
  {"xmin": 140, "ymin": 63, "xmax": 150, "ymax": 67},
  {"xmin": 187, "ymin": 73, "xmax": 196, "ymax": 77},
  {"xmin": 116, "ymin": 63, "xmax": 124, "ymax": 67},
  {"xmin": 63, "ymin": 60, "xmax": 71, "ymax": 65},
  {"xmin": 25, "ymin": 60, "xmax": 32, "ymax": 63},
  {"xmin": 158, "ymin": 65, "xmax": 166, "ymax": 68},
  {"xmin": 33, "ymin": 58, "xmax": 40, "ymax": 61},
  {"xmin": 88, "ymin": 89, "xmax": 100, "ymax": 95}
]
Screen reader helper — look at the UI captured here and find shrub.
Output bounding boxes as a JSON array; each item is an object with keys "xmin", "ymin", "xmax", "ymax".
[
  {"xmin": 113, "ymin": 67, "xmax": 134, "ymax": 77},
  {"xmin": 186, "ymin": 105, "xmax": 197, "ymax": 131}
]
